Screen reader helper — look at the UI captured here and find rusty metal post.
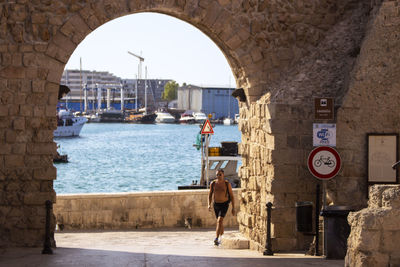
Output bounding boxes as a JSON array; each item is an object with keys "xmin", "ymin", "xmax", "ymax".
[
  {"xmin": 42, "ymin": 200, "xmax": 53, "ymax": 255},
  {"xmin": 263, "ymin": 202, "xmax": 273, "ymax": 256}
]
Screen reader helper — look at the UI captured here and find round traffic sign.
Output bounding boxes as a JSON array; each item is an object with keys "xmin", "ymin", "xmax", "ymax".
[{"xmin": 307, "ymin": 146, "xmax": 341, "ymax": 180}]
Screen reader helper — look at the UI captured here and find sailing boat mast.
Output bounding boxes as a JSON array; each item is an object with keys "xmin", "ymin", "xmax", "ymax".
[
  {"xmin": 135, "ymin": 74, "xmax": 138, "ymax": 112},
  {"xmin": 127, "ymin": 51, "xmax": 144, "ymax": 112},
  {"xmin": 228, "ymin": 76, "xmax": 231, "ymax": 119},
  {"xmin": 144, "ymin": 66, "xmax": 147, "ymax": 115},
  {"xmin": 79, "ymin": 57, "xmax": 83, "ymax": 112}
]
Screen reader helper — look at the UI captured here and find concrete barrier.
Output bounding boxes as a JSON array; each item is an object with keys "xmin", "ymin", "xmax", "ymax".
[{"xmin": 54, "ymin": 189, "xmax": 239, "ymax": 230}]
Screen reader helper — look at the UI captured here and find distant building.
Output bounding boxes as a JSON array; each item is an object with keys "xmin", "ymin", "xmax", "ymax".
[
  {"xmin": 61, "ymin": 69, "xmax": 121, "ymax": 94},
  {"xmin": 122, "ymin": 79, "xmax": 171, "ymax": 110},
  {"xmin": 60, "ymin": 69, "xmax": 170, "ymax": 112},
  {"xmin": 177, "ymin": 85, "xmax": 238, "ymax": 119}
]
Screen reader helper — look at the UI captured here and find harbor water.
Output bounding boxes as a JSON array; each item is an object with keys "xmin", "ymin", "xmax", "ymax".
[{"xmin": 54, "ymin": 123, "xmax": 241, "ymax": 194}]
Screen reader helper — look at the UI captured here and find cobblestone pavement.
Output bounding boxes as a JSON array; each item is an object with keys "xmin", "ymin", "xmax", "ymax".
[{"xmin": 0, "ymin": 229, "xmax": 344, "ymax": 267}]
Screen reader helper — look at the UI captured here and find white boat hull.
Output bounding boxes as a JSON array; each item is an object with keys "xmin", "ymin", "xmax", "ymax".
[
  {"xmin": 193, "ymin": 112, "xmax": 207, "ymax": 124},
  {"xmin": 155, "ymin": 112, "xmax": 176, "ymax": 123},
  {"xmin": 179, "ymin": 117, "xmax": 195, "ymax": 124},
  {"xmin": 156, "ymin": 117, "xmax": 176, "ymax": 123},
  {"xmin": 54, "ymin": 117, "xmax": 87, "ymax": 137},
  {"xmin": 223, "ymin": 118, "xmax": 233, "ymax": 125}
]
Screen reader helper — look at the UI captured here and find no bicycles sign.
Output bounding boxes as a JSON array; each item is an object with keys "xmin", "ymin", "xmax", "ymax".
[{"xmin": 308, "ymin": 146, "xmax": 341, "ymax": 180}]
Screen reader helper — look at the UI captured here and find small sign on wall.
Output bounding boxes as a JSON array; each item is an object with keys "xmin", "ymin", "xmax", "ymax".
[
  {"xmin": 313, "ymin": 124, "xmax": 336, "ymax": 147},
  {"xmin": 314, "ymin": 97, "xmax": 334, "ymax": 120}
]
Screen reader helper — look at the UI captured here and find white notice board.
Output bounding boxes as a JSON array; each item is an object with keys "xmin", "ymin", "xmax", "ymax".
[
  {"xmin": 313, "ymin": 124, "xmax": 336, "ymax": 147},
  {"xmin": 368, "ymin": 134, "xmax": 397, "ymax": 183}
]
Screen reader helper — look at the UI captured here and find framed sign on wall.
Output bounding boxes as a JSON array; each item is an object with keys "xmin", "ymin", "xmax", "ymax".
[{"xmin": 367, "ymin": 133, "xmax": 399, "ymax": 184}]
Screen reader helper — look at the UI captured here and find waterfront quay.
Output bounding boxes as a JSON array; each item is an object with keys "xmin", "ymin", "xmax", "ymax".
[
  {"xmin": 0, "ymin": 229, "xmax": 343, "ymax": 267},
  {"xmin": 1, "ymin": 189, "xmax": 344, "ymax": 266}
]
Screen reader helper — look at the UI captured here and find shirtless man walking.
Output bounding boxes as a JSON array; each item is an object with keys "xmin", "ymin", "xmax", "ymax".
[{"xmin": 208, "ymin": 169, "xmax": 235, "ymax": 246}]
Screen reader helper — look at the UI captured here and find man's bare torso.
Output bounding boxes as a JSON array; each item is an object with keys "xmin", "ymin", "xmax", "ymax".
[{"xmin": 213, "ymin": 180, "xmax": 229, "ymax": 203}]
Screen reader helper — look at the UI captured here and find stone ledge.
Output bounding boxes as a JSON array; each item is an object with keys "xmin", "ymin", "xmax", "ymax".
[
  {"xmin": 57, "ymin": 188, "xmax": 241, "ymax": 199},
  {"xmin": 221, "ymin": 232, "xmax": 250, "ymax": 249}
]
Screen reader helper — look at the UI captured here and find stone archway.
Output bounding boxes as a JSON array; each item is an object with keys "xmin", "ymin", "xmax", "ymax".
[{"xmin": 1, "ymin": 0, "xmax": 394, "ymax": 253}]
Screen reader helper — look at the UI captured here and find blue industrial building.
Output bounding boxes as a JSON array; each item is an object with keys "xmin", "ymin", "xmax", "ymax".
[{"xmin": 177, "ymin": 85, "xmax": 239, "ymax": 119}]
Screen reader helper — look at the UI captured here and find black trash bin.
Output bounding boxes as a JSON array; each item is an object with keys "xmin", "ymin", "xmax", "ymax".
[
  {"xmin": 221, "ymin": 142, "xmax": 238, "ymax": 156},
  {"xmin": 320, "ymin": 206, "xmax": 353, "ymax": 259},
  {"xmin": 295, "ymin": 201, "xmax": 313, "ymax": 233}
]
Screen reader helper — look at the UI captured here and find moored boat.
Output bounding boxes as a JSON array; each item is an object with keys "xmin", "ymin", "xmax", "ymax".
[
  {"xmin": 223, "ymin": 117, "xmax": 233, "ymax": 125},
  {"xmin": 179, "ymin": 110, "xmax": 195, "ymax": 124},
  {"xmin": 54, "ymin": 109, "xmax": 87, "ymax": 137},
  {"xmin": 193, "ymin": 112, "xmax": 207, "ymax": 124},
  {"xmin": 155, "ymin": 112, "xmax": 176, "ymax": 123},
  {"xmin": 126, "ymin": 112, "xmax": 157, "ymax": 123},
  {"xmin": 53, "ymin": 152, "xmax": 68, "ymax": 163},
  {"xmin": 98, "ymin": 110, "xmax": 124, "ymax": 122}
]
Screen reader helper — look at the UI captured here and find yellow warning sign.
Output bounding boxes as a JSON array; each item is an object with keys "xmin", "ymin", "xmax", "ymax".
[{"xmin": 201, "ymin": 119, "xmax": 214, "ymax": 134}]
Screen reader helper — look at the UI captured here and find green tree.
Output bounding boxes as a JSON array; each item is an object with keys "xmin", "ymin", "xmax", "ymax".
[{"xmin": 162, "ymin": 80, "xmax": 178, "ymax": 101}]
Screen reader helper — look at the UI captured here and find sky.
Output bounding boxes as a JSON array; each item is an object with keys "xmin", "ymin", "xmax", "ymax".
[{"xmin": 65, "ymin": 12, "xmax": 235, "ymax": 87}]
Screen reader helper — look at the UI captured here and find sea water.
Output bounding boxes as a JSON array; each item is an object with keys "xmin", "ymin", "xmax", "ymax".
[{"xmin": 54, "ymin": 123, "xmax": 241, "ymax": 194}]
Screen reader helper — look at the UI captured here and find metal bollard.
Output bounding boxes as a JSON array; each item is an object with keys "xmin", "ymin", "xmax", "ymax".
[
  {"xmin": 263, "ymin": 202, "xmax": 273, "ymax": 256},
  {"xmin": 315, "ymin": 184, "xmax": 320, "ymax": 256},
  {"xmin": 42, "ymin": 200, "xmax": 53, "ymax": 255}
]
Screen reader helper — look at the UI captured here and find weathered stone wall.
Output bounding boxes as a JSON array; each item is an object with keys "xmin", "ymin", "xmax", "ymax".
[
  {"xmin": 54, "ymin": 189, "xmax": 239, "ymax": 230},
  {"xmin": 335, "ymin": 0, "xmax": 400, "ymax": 208},
  {"xmin": 237, "ymin": 0, "xmax": 377, "ymax": 252},
  {"xmin": 345, "ymin": 185, "xmax": 400, "ymax": 266},
  {"xmin": 0, "ymin": 0, "xmax": 360, "ymax": 248},
  {"xmin": 1, "ymin": 0, "xmax": 399, "ymax": 253}
]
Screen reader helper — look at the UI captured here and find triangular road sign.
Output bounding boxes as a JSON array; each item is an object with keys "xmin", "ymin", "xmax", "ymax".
[{"xmin": 201, "ymin": 119, "xmax": 214, "ymax": 134}]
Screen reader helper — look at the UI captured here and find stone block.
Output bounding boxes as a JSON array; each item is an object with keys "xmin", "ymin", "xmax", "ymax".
[
  {"xmin": 103, "ymin": 197, "xmax": 127, "ymax": 210},
  {"xmin": 11, "ymin": 53, "xmax": 22, "ymax": 66},
  {"xmin": 270, "ymin": 148, "xmax": 303, "ymax": 165},
  {"xmin": 272, "ymin": 237, "xmax": 297, "ymax": 251},
  {"xmin": 4, "ymin": 154, "xmax": 24, "ymax": 168},
  {"xmin": 69, "ymin": 211, "xmax": 83, "ymax": 228},
  {"xmin": 33, "ymin": 166, "xmax": 56, "ymax": 180},
  {"xmin": 0, "ymin": 105, "xmax": 8, "ymax": 116},
  {"xmin": 24, "ymin": 192, "xmax": 55, "ymax": 205},
  {"xmin": 32, "ymin": 80, "xmax": 45, "ymax": 93},
  {"xmin": 34, "ymin": 129, "xmax": 53, "ymax": 142},
  {"xmin": 28, "ymin": 142, "xmax": 56, "ymax": 155},
  {"xmin": 352, "ymin": 229, "xmax": 381, "ymax": 252},
  {"xmin": 52, "ymin": 33, "xmax": 76, "ymax": 55},
  {"xmin": 24, "ymin": 155, "xmax": 41, "ymax": 168},
  {"xmin": 227, "ymin": 34, "xmax": 242, "ymax": 50},
  {"xmin": 222, "ymin": 232, "xmax": 250, "ymax": 249},
  {"xmin": 251, "ymin": 48, "xmax": 263, "ymax": 63},
  {"xmin": 382, "ymin": 230, "xmax": 400, "ymax": 253},
  {"xmin": 19, "ymin": 104, "xmax": 33, "ymax": 116},
  {"xmin": 12, "ymin": 117, "xmax": 25, "ymax": 130},
  {"xmin": 45, "ymin": 105, "xmax": 57, "ymax": 117},
  {"xmin": 271, "ymin": 222, "xmax": 296, "ymax": 238},
  {"xmin": 0, "ymin": 66, "xmax": 25, "ymax": 79},
  {"xmin": 11, "ymin": 143, "xmax": 26, "ymax": 154},
  {"xmin": 5, "ymin": 130, "xmax": 17, "ymax": 143}
]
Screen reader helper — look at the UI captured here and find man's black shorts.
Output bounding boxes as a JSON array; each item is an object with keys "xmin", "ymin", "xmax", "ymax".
[{"xmin": 213, "ymin": 200, "xmax": 230, "ymax": 218}]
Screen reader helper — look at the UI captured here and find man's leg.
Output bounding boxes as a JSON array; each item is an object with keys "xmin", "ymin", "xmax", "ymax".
[
  {"xmin": 214, "ymin": 217, "xmax": 221, "ymax": 245},
  {"xmin": 220, "ymin": 217, "xmax": 224, "ymax": 236},
  {"xmin": 217, "ymin": 216, "xmax": 224, "ymax": 237}
]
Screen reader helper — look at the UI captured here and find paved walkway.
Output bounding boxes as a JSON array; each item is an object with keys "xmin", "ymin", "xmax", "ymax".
[{"xmin": 0, "ymin": 229, "xmax": 344, "ymax": 267}]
